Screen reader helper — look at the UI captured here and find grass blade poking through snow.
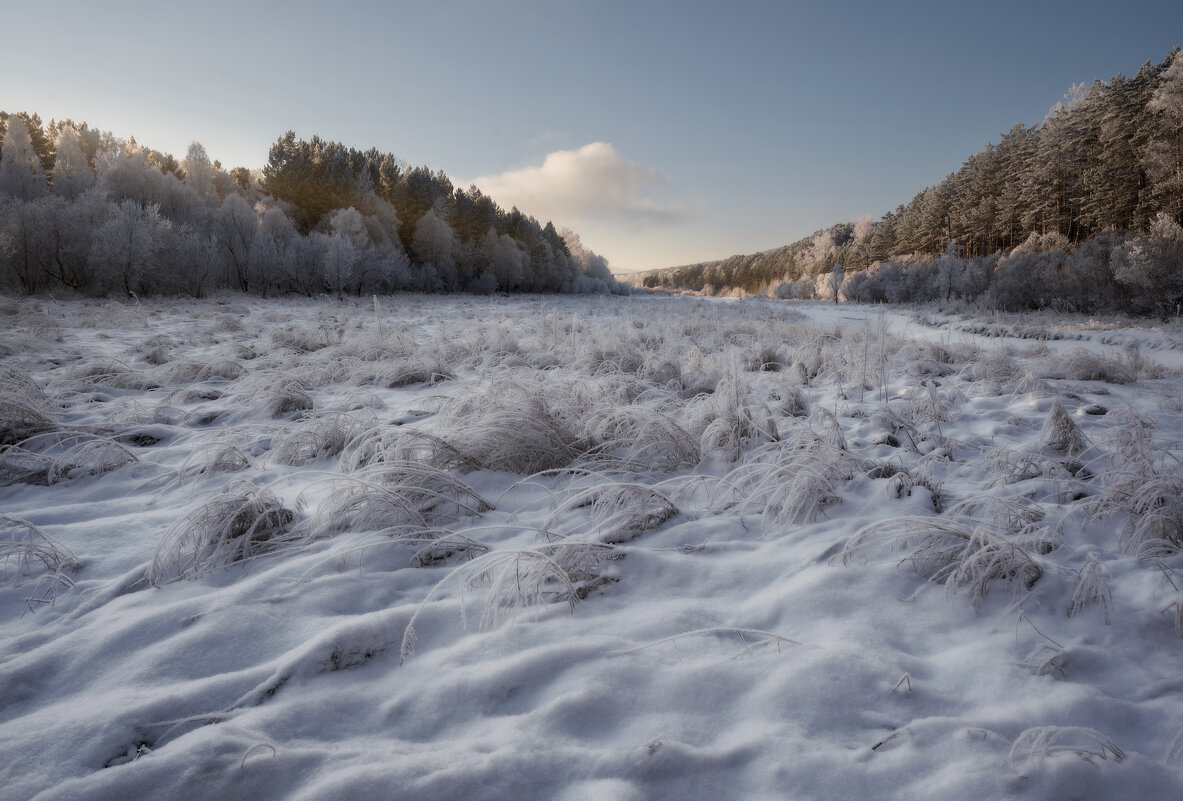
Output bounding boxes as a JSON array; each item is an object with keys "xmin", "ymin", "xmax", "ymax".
[
  {"xmin": 400, "ymin": 541, "xmax": 615, "ymax": 663},
  {"xmin": 1010, "ymin": 725, "xmax": 1126, "ymax": 770},
  {"xmin": 1068, "ymin": 552, "xmax": 1112, "ymax": 624}
]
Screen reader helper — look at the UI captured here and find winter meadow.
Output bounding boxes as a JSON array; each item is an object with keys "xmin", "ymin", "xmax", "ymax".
[
  {"xmin": 3, "ymin": 292, "xmax": 1183, "ymax": 800},
  {"xmin": 4, "ymin": 16, "xmax": 1183, "ymax": 801}
]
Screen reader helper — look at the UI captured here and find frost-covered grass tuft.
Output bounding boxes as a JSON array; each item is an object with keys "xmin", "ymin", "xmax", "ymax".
[
  {"xmin": 841, "ymin": 516, "xmax": 1045, "ymax": 606},
  {"xmin": 584, "ymin": 405, "xmax": 700, "ymax": 471},
  {"xmin": 1038, "ymin": 348, "xmax": 1136, "ymax": 384},
  {"xmin": 251, "ymin": 376, "xmax": 316, "ymax": 418},
  {"xmin": 269, "ymin": 323, "xmax": 343, "ymax": 352},
  {"xmin": 0, "ymin": 515, "xmax": 79, "ymax": 612},
  {"xmin": 46, "ymin": 434, "xmax": 141, "ymax": 482},
  {"xmin": 714, "ymin": 431, "xmax": 854, "ymax": 532},
  {"xmin": 686, "ymin": 371, "xmax": 777, "ymax": 462},
  {"xmin": 153, "ymin": 358, "xmax": 246, "ymax": 384},
  {"xmin": 540, "ymin": 482, "xmax": 678, "ymax": 543},
  {"xmin": 147, "ymin": 441, "xmax": 254, "ymax": 493},
  {"xmin": 400, "ymin": 540, "xmax": 615, "ymax": 662},
  {"xmin": 744, "ymin": 343, "xmax": 786, "ymax": 372},
  {"xmin": 959, "ymin": 348, "xmax": 1021, "ymax": 394},
  {"xmin": 272, "ymin": 412, "xmax": 377, "ymax": 466},
  {"xmin": 983, "ymin": 446, "xmax": 1080, "ymax": 489},
  {"xmin": 1087, "ymin": 411, "xmax": 1183, "ymax": 558},
  {"xmin": 7, "ymin": 432, "xmax": 142, "ymax": 484},
  {"xmin": 770, "ymin": 383, "xmax": 810, "ymax": 417},
  {"xmin": 377, "ymin": 360, "xmax": 456, "ymax": 388},
  {"xmin": 0, "ymin": 367, "xmax": 58, "ymax": 445},
  {"xmin": 0, "ymin": 445, "xmax": 54, "ymax": 486},
  {"xmin": 307, "ymin": 462, "xmax": 491, "ymax": 538},
  {"xmin": 943, "ymin": 496, "xmax": 1049, "ymax": 542},
  {"xmin": 1, "ymin": 515, "xmax": 80, "ymax": 580},
  {"xmin": 1068, "ymin": 553, "xmax": 1112, "ymax": 623},
  {"xmin": 1039, "ymin": 400, "xmax": 1089, "ymax": 456},
  {"xmin": 58, "ymin": 359, "xmax": 161, "ymax": 391},
  {"xmin": 428, "ymin": 376, "xmax": 594, "ymax": 474},
  {"xmin": 148, "ymin": 483, "xmax": 297, "ymax": 585},
  {"xmin": 870, "ymin": 463, "xmax": 946, "ymax": 511}
]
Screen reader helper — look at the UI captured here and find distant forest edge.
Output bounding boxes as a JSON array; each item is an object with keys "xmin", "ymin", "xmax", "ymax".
[
  {"xmin": 634, "ymin": 47, "xmax": 1183, "ymax": 315},
  {"xmin": 0, "ymin": 116, "xmax": 623, "ymax": 297}
]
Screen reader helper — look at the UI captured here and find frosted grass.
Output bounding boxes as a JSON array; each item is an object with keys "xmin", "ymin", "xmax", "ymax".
[{"xmin": 2, "ymin": 294, "xmax": 1183, "ymax": 801}]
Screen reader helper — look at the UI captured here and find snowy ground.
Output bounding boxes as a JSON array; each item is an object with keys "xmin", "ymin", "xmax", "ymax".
[{"xmin": 2, "ymin": 293, "xmax": 1183, "ymax": 800}]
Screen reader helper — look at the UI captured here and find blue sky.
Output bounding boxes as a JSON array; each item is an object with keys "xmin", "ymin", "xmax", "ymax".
[{"xmin": 5, "ymin": 0, "xmax": 1182, "ymax": 271}]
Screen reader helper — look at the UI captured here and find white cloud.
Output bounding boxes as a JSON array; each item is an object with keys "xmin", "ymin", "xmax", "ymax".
[{"xmin": 472, "ymin": 142, "xmax": 684, "ymax": 225}]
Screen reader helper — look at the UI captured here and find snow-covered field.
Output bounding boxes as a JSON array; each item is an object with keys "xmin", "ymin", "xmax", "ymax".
[{"xmin": 3, "ymin": 293, "xmax": 1183, "ymax": 800}]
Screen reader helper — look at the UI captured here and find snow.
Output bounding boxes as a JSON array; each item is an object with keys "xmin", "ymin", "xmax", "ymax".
[{"xmin": 2, "ymin": 293, "xmax": 1183, "ymax": 800}]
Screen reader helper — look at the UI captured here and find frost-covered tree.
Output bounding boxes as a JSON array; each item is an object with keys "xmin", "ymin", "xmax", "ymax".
[
  {"xmin": 1145, "ymin": 51, "xmax": 1183, "ymax": 223},
  {"xmin": 320, "ymin": 232, "xmax": 360, "ymax": 298},
  {"xmin": 50, "ymin": 126, "xmax": 95, "ymax": 200},
  {"xmin": 97, "ymin": 147, "xmax": 157, "ymax": 207},
  {"xmin": 807, "ymin": 230, "xmax": 836, "ymax": 272},
  {"xmin": 167, "ymin": 225, "xmax": 217, "ymax": 298},
  {"xmin": 325, "ymin": 206, "xmax": 371, "ymax": 250},
  {"xmin": 155, "ymin": 172, "xmax": 204, "ymax": 224},
  {"xmin": 480, "ymin": 227, "xmax": 527, "ymax": 291},
  {"xmin": 828, "ymin": 263, "xmax": 845, "ymax": 304},
  {"xmin": 259, "ymin": 203, "xmax": 297, "ymax": 243},
  {"xmin": 250, "ymin": 205, "xmax": 297, "ymax": 295},
  {"xmin": 182, "ymin": 142, "xmax": 219, "ymax": 207},
  {"xmin": 932, "ymin": 240, "xmax": 960, "ymax": 300},
  {"xmin": 354, "ymin": 191, "xmax": 402, "ymax": 249},
  {"xmin": 412, "ymin": 208, "xmax": 458, "ymax": 289},
  {"xmin": 279, "ymin": 234, "xmax": 324, "ymax": 296},
  {"xmin": 0, "ymin": 116, "xmax": 46, "ymax": 201},
  {"xmin": 26, "ymin": 194, "xmax": 103, "ymax": 291},
  {"xmin": 0, "ymin": 198, "xmax": 40, "ymax": 291},
  {"xmin": 89, "ymin": 200, "xmax": 169, "ymax": 296},
  {"xmin": 560, "ymin": 227, "xmax": 616, "ymax": 291},
  {"xmin": 216, "ymin": 193, "xmax": 258, "ymax": 291},
  {"xmin": 1113, "ymin": 212, "xmax": 1183, "ymax": 311},
  {"xmin": 0, "ymin": 225, "xmax": 12, "ymax": 285}
]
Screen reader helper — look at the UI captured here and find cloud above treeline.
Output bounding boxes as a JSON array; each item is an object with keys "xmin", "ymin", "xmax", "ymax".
[{"xmin": 472, "ymin": 142, "xmax": 684, "ymax": 226}]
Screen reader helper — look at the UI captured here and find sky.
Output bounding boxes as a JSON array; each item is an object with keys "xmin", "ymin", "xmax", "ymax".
[{"xmin": 4, "ymin": 0, "xmax": 1182, "ymax": 272}]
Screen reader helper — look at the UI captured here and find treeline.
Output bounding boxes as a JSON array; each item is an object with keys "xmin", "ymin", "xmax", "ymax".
[
  {"xmin": 0, "ymin": 113, "xmax": 622, "ymax": 297},
  {"xmin": 639, "ymin": 47, "xmax": 1183, "ymax": 314}
]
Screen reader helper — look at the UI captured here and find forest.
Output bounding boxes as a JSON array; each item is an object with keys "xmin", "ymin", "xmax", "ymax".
[
  {"xmin": 0, "ymin": 116, "xmax": 622, "ymax": 298},
  {"xmin": 640, "ymin": 47, "xmax": 1183, "ymax": 315}
]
